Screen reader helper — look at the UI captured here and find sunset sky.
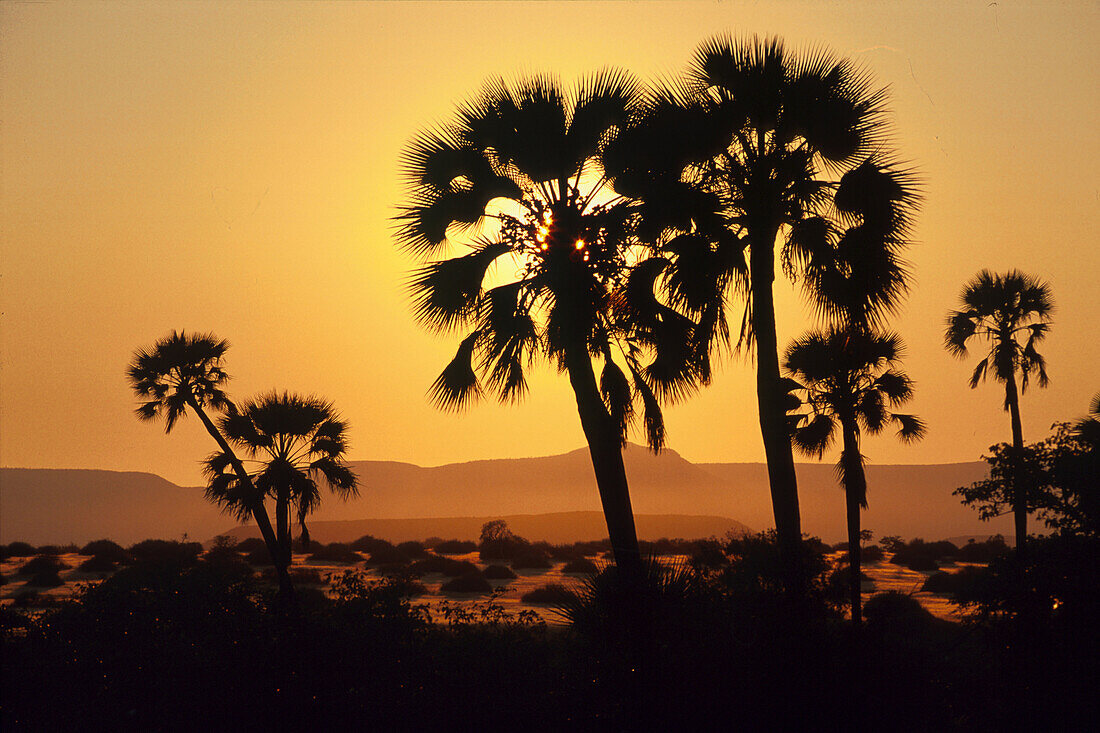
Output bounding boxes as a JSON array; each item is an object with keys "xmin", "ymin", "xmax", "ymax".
[{"xmin": 1, "ymin": 1, "xmax": 1097, "ymax": 487}]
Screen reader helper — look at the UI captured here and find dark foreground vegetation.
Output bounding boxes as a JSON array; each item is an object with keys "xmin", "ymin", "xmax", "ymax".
[{"xmin": 3, "ymin": 532, "xmax": 1096, "ymax": 732}]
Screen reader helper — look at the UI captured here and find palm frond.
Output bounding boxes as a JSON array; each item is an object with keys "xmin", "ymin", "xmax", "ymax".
[{"xmin": 428, "ymin": 331, "xmax": 484, "ymax": 412}]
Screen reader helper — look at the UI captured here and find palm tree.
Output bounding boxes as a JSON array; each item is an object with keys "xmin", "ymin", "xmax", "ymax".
[
  {"xmin": 394, "ymin": 71, "xmax": 713, "ymax": 569},
  {"xmin": 945, "ymin": 269, "xmax": 1054, "ymax": 556},
  {"xmin": 203, "ymin": 392, "xmax": 358, "ymax": 567},
  {"xmin": 604, "ymin": 36, "xmax": 920, "ymax": 563},
  {"xmin": 784, "ymin": 328, "xmax": 924, "ymax": 625},
  {"xmin": 127, "ymin": 331, "xmax": 291, "ymax": 595}
]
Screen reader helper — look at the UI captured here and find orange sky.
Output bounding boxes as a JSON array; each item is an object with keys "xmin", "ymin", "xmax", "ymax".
[{"xmin": 1, "ymin": 1, "xmax": 1097, "ymax": 486}]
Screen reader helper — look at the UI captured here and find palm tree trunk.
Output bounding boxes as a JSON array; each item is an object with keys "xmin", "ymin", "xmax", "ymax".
[
  {"xmin": 749, "ymin": 230, "xmax": 802, "ymax": 562},
  {"xmin": 1005, "ymin": 373, "xmax": 1027, "ymax": 560},
  {"xmin": 840, "ymin": 422, "xmax": 867, "ymax": 627},
  {"xmin": 564, "ymin": 340, "xmax": 641, "ymax": 571},
  {"xmin": 186, "ymin": 397, "xmax": 294, "ymax": 600},
  {"xmin": 276, "ymin": 486, "xmax": 291, "ymax": 568}
]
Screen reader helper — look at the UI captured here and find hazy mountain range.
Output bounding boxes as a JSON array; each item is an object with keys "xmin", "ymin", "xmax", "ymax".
[{"xmin": 0, "ymin": 444, "xmax": 1004, "ymax": 545}]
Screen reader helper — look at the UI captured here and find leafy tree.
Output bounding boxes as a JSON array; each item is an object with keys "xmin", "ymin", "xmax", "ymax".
[
  {"xmin": 395, "ymin": 71, "xmax": 713, "ymax": 568},
  {"xmin": 784, "ymin": 328, "xmax": 924, "ymax": 624},
  {"xmin": 204, "ymin": 391, "xmax": 358, "ymax": 567},
  {"xmin": 127, "ymin": 331, "xmax": 292, "ymax": 597},
  {"xmin": 605, "ymin": 35, "xmax": 919, "ymax": 563},
  {"xmin": 945, "ymin": 269, "xmax": 1054, "ymax": 555},
  {"xmin": 956, "ymin": 421, "xmax": 1098, "ymax": 539}
]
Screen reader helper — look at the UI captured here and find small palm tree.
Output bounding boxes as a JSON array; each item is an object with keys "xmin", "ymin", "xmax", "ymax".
[
  {"xmin": 604, "ymin": 35, "xmax": 920, "ymax": 564},
  {"xmin": 127, "ymin": 331, "xmax": 291, "ymax": 594},
  {"xmin": 945, "ymin": 269, "xmax": 1054, "ymax": 555},
  {"xmin": 204, "ymin": 392, "xmax": 358, "ymax": 567},
  {"xmin": 395, "ymin": 71, "xmax": 712, "ymax": 568},
  {"xmin": 784, "ymin": 329, "xmax": 924, "ymax": 625}
]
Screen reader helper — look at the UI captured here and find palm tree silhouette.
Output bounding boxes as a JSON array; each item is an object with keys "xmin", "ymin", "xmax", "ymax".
[
  {"xmin": 945, "ymin": 269, "xmax": 1053, "ymax": 555},
  {"xmin": 127, "ymin": 331, "xmax": 291, "ymax": 596},
  {"xmin": 784, "ymin": 329, "xmax": 924, "ymax": 625},
  {"xmin": 203, "ymin": 392, "xmax": 358, "ymax": 567},
  {"xmin": 605, "ymin": 35, "xmax": 919, "ymax": 562},
  {"xmin": 395, "ymin": 71, "xmax": 712, "ymax": 568}
]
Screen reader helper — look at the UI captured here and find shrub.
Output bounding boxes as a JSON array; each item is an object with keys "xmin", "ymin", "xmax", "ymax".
[
  {"xmin": 17, "ymin": 555, "xmax": 69, "ymax": 577},
  {"xmin": 409, "ymin": 555, "xmax": 479, "ymax": 577},
  {"xmin": 243, "ymin": 547, "xmax": 275, "ymax": 566},
  {"xmin": 349, "ymin": 535, "xmax": 394, "ymax": 554},
  {"xmin": 26, "ymin": 569, "xmax": 65, "ymax": 587},
  {"xmin": 955, "ymin": 536, "xmax": 1009, "ymax": 563},
  {"xmin": 440, "ymin": 573, "xmax": 492, "ymax": 594},
  {"xmin": 306, "ymin": 543, "xmax": 362, "ymax": 564},
  {"xmin": 36, "ymin": 544, "xmax": 63, "ymax": 555},
  {"xmin": 861, "ymin": 545, "xmax": 885, "ymax": 563},
  {"xmin": 562, "ymin": 557, "xmax": 598, "ymax": 574},
  {"xmin": 366, "ymin": 545, "xmax": 410, "ymax": 565},
  {"xmin": 864, "ymin": 591, "xmax": 937, "ymax": 629},
  {"xmin": 432, "ymin": 539, "xmax": 477, "ymax": 555},
  {"xmin": 483, "ymin": 564, "xmax": 518, "ymax": 579},
  {"xmin": 78, "ymin": 555, "xmax": 118, "ymax": 573},
  {"xmin": 904, "ymin": 556, "xmax": 939, "ymax": 572},
  {"xmin": 2, "ymin": 541, "xmax": 36, "ymax": 559},
  {"xmin": 234, "ymin": 537, "xmax": 269, "ymax": 554},
  {"xmin": 689, "ymin": 539, "xmax": 729, "ymax": 570},
  {"xmin": 0, "ymin": 572, "xmax": 5, "ymax": 586},
  {"xmin": 79, "ymin": 539, "xmax": 130, "ymax": 563},
  {"xmin": 478, "ymin": 520, "xmax": 531, "ymax": 561},
  {"xmin": 521, "ymin": 583, "xmax": 576, "ymax": 604},
  {"xmin": 128, "ymin": 539, "xmax": 203, "ymax": 564},
  {"xmin": 510, "ymin": 551, "xmax": 552, "ymax": 570},
  {"xmin": 396, "ymin": 541, "xmax": 428, "ymax": 559}
]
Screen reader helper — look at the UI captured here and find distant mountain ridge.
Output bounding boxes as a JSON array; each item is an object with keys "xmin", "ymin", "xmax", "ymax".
[{"xmin": 1, "ymin": 446, "xmax": 1003, "ymax": 545}]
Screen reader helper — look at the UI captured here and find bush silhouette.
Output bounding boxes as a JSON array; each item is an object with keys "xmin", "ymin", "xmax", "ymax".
[
  {"xmin": 440, "ymin": 573, "xmax": 492, "ymax": 594},
  {"xmin": 232, "ymin": 537, "xmax": 268, "ymax": 554},
  {"xmin": 29, "ymin": 570, "xmax": 65, "ymax": 587},
  {"xmin": 521, "ymin": 583, "xmax": 575, "ymax": 604},
  {"xmin": 432, "ymin": 539, "xmax": 477, "ymax": 555},
  {"xmin": 79, "ymin": 539, "xmax": 130, "ymax": 563},
  {"xmin": 306, "ymin": 543, "xmax": 362, "ymax": 564},
  {"xmin": 350, "ymin": 535, "xmax": 394, "ymax": 554},
  {"xmin": 78, "ymin": 555, "xmax": 118, "ymax": 573},
  {"xmin": 396, "ymin": 541, "xmax": 428, "ymax": 559},
  {"xmin": 17, "ymin": 555, "xmax": 69, "ymax": 577},
  {"xmin": 409, "ymin": 555, "xmax": 479, "ymax": 577},
  {"xmin": 562, "ymin": 557, "xmax": 598, "ymax": 574},
  {"xmin": 510, "ymin": 551, "xmax": 552, "ymax": 570},
  {"xmin": 1, "ymin": 542, "xmax": 36, "ymax": 559},
  {"xmin": 366, "ymin": 545, "xmax": 410, "ymax": 565},
  {"xmin": 483, "ymin": 564, "xmax": 517, "ymax": 579},
  {"xmin": 128, "ymin": 539, "xmax": 203, "ymax": 565}
]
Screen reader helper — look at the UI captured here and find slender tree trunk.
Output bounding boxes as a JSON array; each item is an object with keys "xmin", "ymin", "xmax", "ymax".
[
  {"xmin": 749, "ymin": 228, "xmax": 802, "ymax": 562},
  {"xmin": 564, "ymin": 340, "xmax": 641, "ymax": 571},
  {"xmin": 187, "ymin": 398, "xmax": 294, "ymax": 600},
  {"xmin": 276, "ymin": 486, "xmax": 291, "ymax": 568},
  {"xmin": 840, "ymin": 422, "xmax": 867, "ymax": 628},
  {"xmin": 1005, "ymin": 372, "xmax": 1027, "ymax": 561}
]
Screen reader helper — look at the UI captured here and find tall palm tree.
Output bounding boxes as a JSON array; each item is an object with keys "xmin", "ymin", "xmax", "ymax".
[
  {"xmin": 784, "ymin": 329, "xmax": 924, "ymax": 625},
  {"xmin": 127, "ymin": 331, "xmax": 291, "ymax": 595},
  {"xmin": 945, "ymin": 269, "xmax": 1054, "ymax": 556},
  {"xmin": 395, "ymin": 71, "xmax": 713, "ymax": 568},
  {"xmin": 605, "ymin": 36, "xmax": 920, "ymax": 563},
  {"xmin": 203, "ymin": 392, "xmax": 358, "ymax": 567}
]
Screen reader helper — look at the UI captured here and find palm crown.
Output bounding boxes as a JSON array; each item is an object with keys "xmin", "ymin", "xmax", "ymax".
[
  {"xmin": 945, "ymin": 269, "xmax": 1053, "ymax": 399},
  {"xmin": 784, "ymin": 329, "xmax": 924, "ymax": 505},
  {"xmin": 608, "ymin": 35, "xmax": 921, "ymax": 344},
  {"xmin": 127, "ymin": 330, "xmax": 233, "ymax": 431},
  {"xmin": 395, "ymin": 71, "xmax": 711, "ymax": 448},
  {"xmin": 204, "ymin": 392, "xmax": 358, "ymax": 543}
]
